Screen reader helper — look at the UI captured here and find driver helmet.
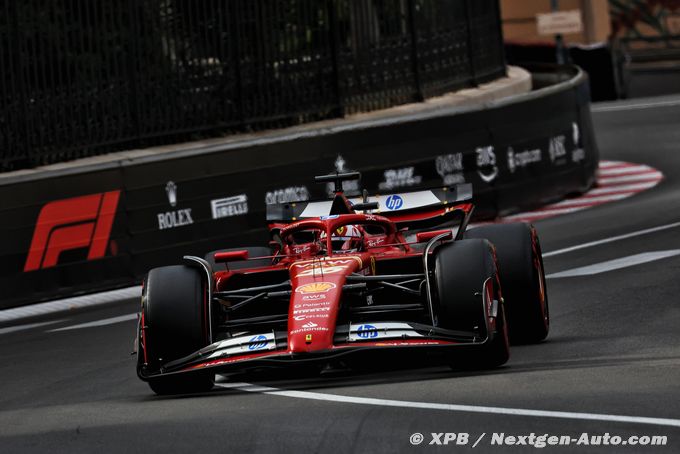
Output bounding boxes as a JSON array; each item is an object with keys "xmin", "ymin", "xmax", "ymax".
[{"xmin": 321, "ymin": 225, "xmax": 362, "ymax": 253}]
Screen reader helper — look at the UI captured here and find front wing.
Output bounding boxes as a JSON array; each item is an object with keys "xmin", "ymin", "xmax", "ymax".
[{"xmin": 138, "ymin": 321, "xmax": 495, "ymax": 380}]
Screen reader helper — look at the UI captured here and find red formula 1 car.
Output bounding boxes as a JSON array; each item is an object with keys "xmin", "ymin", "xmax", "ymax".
[{"xmin": 136, "ymin": 172, "xmax": 549, "ymax": 395}]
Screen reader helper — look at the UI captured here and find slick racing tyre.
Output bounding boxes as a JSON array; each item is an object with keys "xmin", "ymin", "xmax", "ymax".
[
  {"xmin": 433, "ymin": 239, "xmax": 509, "ymax": 369},
  {"xmin": 204, "ymin": 246, "xmax": 273, "ymax": 271},
  {"xmin": 138, "ymin": 265, "xmax": 214, "ymax": 395},
  {"xmin": 465, "ymin": 223, "xmax": 549, "ymax": 343}
]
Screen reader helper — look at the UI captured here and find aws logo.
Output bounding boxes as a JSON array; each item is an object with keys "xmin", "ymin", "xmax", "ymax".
[{"xmin": 24, "ymin": 191, "xmax": 121, "ymax": 272}]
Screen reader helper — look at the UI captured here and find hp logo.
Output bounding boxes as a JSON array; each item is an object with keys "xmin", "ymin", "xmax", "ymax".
[
  {"xmin": 248, "ymin": 335, "xmax": 269, "ymax": 350},
  {"xmin": 385, "ymin": 195, "xmax": 403, "ymax": 210},
  {"xmin": 357, "ymin": 324, "xmax": 378, "ymax": 339}
]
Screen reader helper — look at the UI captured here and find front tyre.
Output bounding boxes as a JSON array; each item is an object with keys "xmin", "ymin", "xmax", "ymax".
[
  {"xmin": 138, "ymin": 265, "xmax": 214, "ymax": 395},
  {"xmin": 433, "ymin": 239, "xmax": 509, "ymax": 369}
]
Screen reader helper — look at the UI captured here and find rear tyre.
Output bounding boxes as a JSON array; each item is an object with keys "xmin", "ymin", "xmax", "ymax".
[
  {"xmin": 138, "ymin": 265, "xmax": 214, "ymax": 395},
  {"xmin": 465, "ymin": 223, "xmax": 549, "ymax": 343},
  {"xmin": 433, "ymin": 239, "xmax": 509, "ymax": 369}
]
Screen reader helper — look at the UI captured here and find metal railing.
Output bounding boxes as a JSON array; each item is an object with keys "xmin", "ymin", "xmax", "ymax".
[{"xmin": 0, "ymin": 0, "xmax": 505, "ymax": 172}]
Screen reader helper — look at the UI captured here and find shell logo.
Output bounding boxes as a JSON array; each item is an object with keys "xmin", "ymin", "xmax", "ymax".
[{"xmin": 295, "ymin": 282, "xmax": 337, "ymax": 294}]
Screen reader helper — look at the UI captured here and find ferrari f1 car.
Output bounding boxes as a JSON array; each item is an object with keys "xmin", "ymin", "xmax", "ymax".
[{"xmin": 136, "ymin": 172, "xmax": 549, "ymax": 395}]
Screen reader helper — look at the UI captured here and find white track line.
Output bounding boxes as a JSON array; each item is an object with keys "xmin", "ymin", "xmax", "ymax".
[
  {"xmin": 548, "ymin": 193, "xmax": 630, "ymax": 207},
  {"xmin": 215, "ymin": 381, "xmax": 680, "ymax": 428},
  {"xmin": 543, "ymin": 221, "xmax": 680, "ymax": 257},
  {"xmin": 547, "ymin": 250, "xmax": 680, "ymax": 278},
  {"xmin": 0, "ymin": 320, "xmax": 65, "ymax": 335},
  {"xmin": 0, "ymin": 285, "xmax": 141, "ymax": 324},
  {"xmin": 592, "ymin": 98, "xmax": 680, "ymax": 112},
  {"xmin": 502, "ymin": 207, "xmax": 583, "ymax": 221},
  {"xmin": 48, "ymin": 313, "xmax": 137, "ymax": 332}
]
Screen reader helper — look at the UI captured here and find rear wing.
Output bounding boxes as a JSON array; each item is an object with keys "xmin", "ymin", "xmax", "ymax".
[{"xmin": 267, "ymin": 183, "xmax": 473, "ymax": 229}]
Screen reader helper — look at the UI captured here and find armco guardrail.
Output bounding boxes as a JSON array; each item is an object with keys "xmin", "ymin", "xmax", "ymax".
[{"xmin": 1, "ymin": 65, "xmax": 597, "ymax": 309}]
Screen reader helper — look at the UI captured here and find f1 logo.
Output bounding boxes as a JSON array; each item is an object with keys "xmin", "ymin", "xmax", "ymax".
[{"xmin": 24, "ymin": 191, "xmax": 121, "ymax": 272}]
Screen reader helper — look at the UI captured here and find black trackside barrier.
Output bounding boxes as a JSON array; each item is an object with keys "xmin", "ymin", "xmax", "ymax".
[
  {"xmin": 505, "ymin": 42, "xmax": 620, "ymax": 101},
  {"xmin": 0, "ymin": 0, "xmax": 505, "ymax": 173},
  {"xmin": 0, "ymin": 65, "xmax": 598, "ymax": 310}
]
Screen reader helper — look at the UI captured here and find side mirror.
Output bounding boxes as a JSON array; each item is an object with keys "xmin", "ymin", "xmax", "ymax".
[
  {"xmin": 214, "ymin": 250, "xmax": 249, "ymax": 263},
  {"xmin": 416, "ymin": 229, "xmax": 452, "ymax": 243}
]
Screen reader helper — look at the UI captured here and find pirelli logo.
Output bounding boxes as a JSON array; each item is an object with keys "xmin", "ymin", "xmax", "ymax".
[{"xmin": 24, "ymin": 191, "xmax": 121, "ymax": 272}]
